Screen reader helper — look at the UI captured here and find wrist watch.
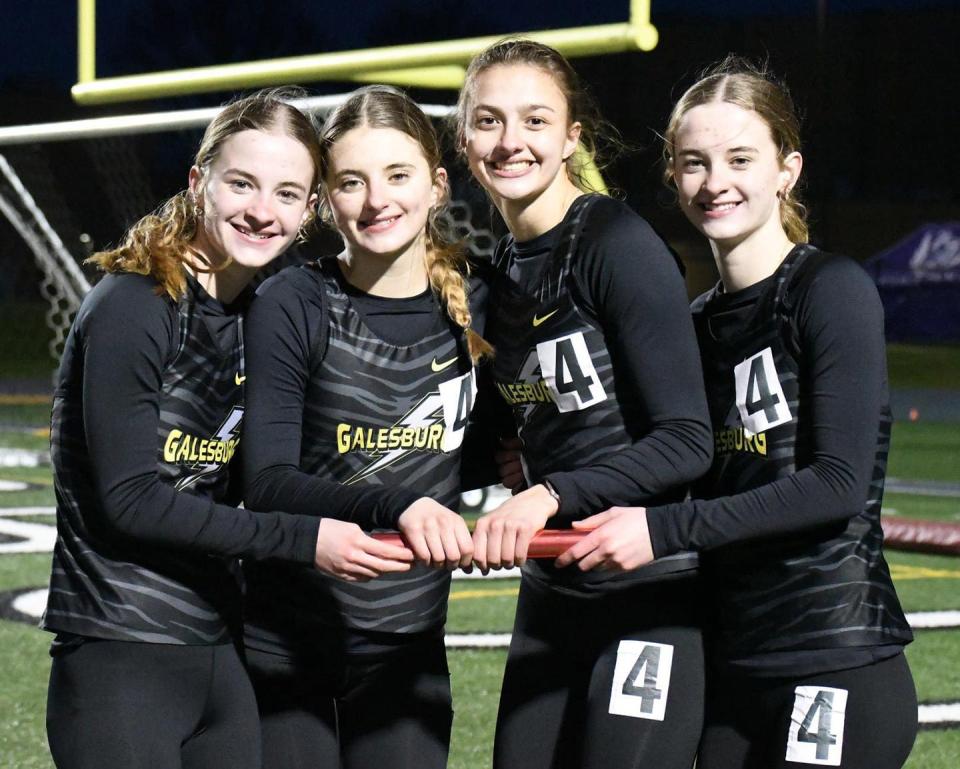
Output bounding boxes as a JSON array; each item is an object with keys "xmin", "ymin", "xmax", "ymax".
[{"xmin": 542, "ymin": 479, "xmax": 561, "ymax": 508}]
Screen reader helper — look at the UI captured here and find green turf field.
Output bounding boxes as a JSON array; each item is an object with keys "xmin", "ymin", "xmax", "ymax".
[{"xmin": 1, "ymin": 343, "xmax": 958, "ymax": 768}]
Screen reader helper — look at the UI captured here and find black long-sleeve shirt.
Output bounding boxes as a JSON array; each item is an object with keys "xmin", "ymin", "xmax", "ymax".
[
  {"xmin": 648, "ymin": 255, "xmax": 889, "ymax": 555},
  {"xmin": 498, "ymin": 198, "xmax": 713, "ymax": 518},
  {"xmin": 43, "ymin": 272, "xmax": 318, "ymax": 645},
  {"xmin": 242, "ymin": 264, "xmax": 497, "ymax": 527}
]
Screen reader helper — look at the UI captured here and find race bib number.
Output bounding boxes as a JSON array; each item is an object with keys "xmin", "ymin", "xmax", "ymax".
[
  {"xmin": 734, "ymin": 347, "xmax": 792, "ymax": 436},
  {"xmin": 438, "ymin": 369, "xmax": 476, "ymax": 452},
  {"xmin": 785, "ymin": 686, "xmax": 848, "ymax": 766},
  {"xmin": 608, "ymin": 640, "xmax": 673, "ymax": 721},
  {"xmin": 536, "ymin": 332, "xmax": 605, "ymax": 412}
]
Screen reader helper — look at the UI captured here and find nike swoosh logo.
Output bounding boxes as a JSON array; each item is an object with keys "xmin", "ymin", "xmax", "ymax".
[
  {"xmin": 532, "ymin": 309, "xmax": 559, "ymax": 327},
  {"xmin": 431, "ymin": 356, "xmax": 458, "ymax": 373},
  {"xmin": 235, "ymin": 373, "xmax": 246, "ymax": 385}
]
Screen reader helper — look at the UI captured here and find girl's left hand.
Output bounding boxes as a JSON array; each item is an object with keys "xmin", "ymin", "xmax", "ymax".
[
  {"xmin": 494, "ymin": 436, "xmax": 526, "ymax": 494},
  {"xmin": 472, "ymin": 484, "xmax": 558, "ymax": 571},
  {"xmin": 554, "ymin": 507, "xmax": 654, "ymax": 572}
]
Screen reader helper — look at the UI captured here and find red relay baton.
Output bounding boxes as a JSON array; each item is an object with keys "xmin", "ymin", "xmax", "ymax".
[{"xmin": 372, "ymin": 529, "xmax": 587, "ymax": 559}]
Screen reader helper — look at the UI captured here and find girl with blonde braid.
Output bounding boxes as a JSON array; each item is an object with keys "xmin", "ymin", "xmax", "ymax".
[{"xmin": 240, "ymin": 84, "xmax": 493, "ymax": 769}]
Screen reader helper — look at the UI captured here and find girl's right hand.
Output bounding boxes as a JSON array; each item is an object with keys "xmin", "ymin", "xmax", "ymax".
[
  {"xmin": 313, "ymin": 518, "xmax": 414, "ymax": 582},
  {"xmin": 398, "ymin": 497, "xmax": 475, "ymax": 571}
]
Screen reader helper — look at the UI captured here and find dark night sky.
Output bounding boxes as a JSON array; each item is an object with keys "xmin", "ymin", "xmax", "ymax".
[
  {"xmin": 0, "ymin": 0, "xmax": 957, "ymax": 270},
  {"xmin": 1, "ymin": 1, "xmax": 955, "ymax": 95}
]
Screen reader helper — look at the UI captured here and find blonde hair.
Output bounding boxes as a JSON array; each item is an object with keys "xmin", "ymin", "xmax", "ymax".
[
  {"xmin": 663, "ymin": 56, "xmax": 808, "ymax": 244},
  {"xmin": 89, "ymin": 87, "xmax": 322, "ymax": 299},
  {"xmin": 320, "ymin": 84, "xmax": 493, "ymax": 363},
  {"xmin": 456, "ymin": 38, "xmax": 620, "ymax": 195}
]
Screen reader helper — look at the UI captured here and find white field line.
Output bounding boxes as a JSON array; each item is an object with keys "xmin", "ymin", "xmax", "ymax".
[
  {"xmin": 444, "ymin": 633, "xmax": 511, "ymax": 648},
  {"xmin": 908, "ymin": 611, "xmax": 960, "ymax": 629},
  {"xmin": 10, "ymin": 588, "xmax": 960, "ymax": 728},
  {"xmin": 0, "ymin": 520, "xmax": 56, "ymax": 553},
  {"xmin": 11, "ymin": 588, "xmax": 47, "ymax": 618},
  {"xmin": 918, "ymin": 702, "xmax": 960, "ymax": 725},
  {"xmin": 0, "ymin": 507, "xmax": 57, "ymax": 554},
  {"xmin": 0, "ymin": 507, "xmax": 55, "ymax": 516},
  {"xmin": 0, "ymin": 448, "xmax": 48, "ymax": 468}
]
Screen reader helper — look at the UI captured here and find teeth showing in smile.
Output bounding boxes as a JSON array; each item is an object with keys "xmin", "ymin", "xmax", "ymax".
[
  {"xmin": 494, "ymin": 161, "xmax": 532, "ymax": 172},
  {"xmin": 703, "ymin": 202, "xmax": 739, "ymax": 211},
  {"xmin": 360, "ymin": 215, "xmax": 400, "ymax": 230},
  {"xmin": 234, "ymin": 225, "xmax": 272, "ymax": 239}
]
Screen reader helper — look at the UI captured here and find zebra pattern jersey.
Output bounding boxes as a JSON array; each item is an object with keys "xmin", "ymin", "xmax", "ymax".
[
  {"xmin": 43, "ymin": 273, "xmax": 317, "ymax": 646},
  {"xmin": 487, "ymin": 194, "xmax": 704, "ymax": 592},
  {"xmin": 680, "ymin": 245, "xmax": 913, "ymax": 674},
  {"xmin": 242, "ymin": 258, "xmax": 479, "ymax": 651}
]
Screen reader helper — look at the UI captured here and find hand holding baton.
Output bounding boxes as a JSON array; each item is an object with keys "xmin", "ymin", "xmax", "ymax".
[{"xmin": 372, "ymin": 529, "xmax": 587, "ymax": 559}]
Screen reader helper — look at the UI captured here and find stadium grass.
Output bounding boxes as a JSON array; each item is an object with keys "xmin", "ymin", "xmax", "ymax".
[
  {"xmin": 889, "ymin": 552, "xmax": 960, "ymax": 611},
  {"xmin": 889, "ymin": 422, "xmax": 960, "ymax": 483},
  {"xmin": 907, "ymin": 629, "xmax": 960, "ymax": 702},
  {"xmin": 0, "ymin": 622, "xmax": 51, "ymax": 769},
  {"xmin": 449, "ymin": 581, "xmax": 519, "ymax": 634},
  {"xmin": 0, "ymin": 302, "xmax": 55, "ymax": 382},
  {"xmin": 0, "ymin": 490, "xmax": 55, "ymax": 509},
  {"xmin": 885, "ymin": 494, "xmax": 960, "ymax": 522},
  {"xmin": 0, "ymin": 346, "xmax": 958, "ymax": 768},
  {"xmin": 910, "ymin": 731, "xmax": 960, "ymax": 769},
  {"xmin": 449, "ymin": 650, "xmax": 506, "ymax": 769},
  {"xmin": 0, "ymin": 466, "xmax": 56, "ymax": 509},
  {"xmin": 887, "ymin": 343, "xmax": 960, "ymax": 390},
  {"xmin": 0, "ymin": 403, "xmax": 51, "ymax": 430},
  {"xmin": 0, "ymin": 430, "xmax": 49, "ymax": 451}
]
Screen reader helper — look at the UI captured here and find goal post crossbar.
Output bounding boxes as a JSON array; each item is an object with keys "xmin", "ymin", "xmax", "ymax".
[
  {"xmin": 73, "ymin": 0, "xmax": 658, "ymax": 104},
  {"xmin": 0, "ymin": 95, "xmax": 455, "ymax": 147}
]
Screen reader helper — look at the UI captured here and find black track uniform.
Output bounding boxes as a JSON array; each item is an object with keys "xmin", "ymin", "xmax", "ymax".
[
  {"xmin": 241, "ymin": 258, "xmax": 488, "ymax": 769},
  {"xmin": 44, "ymin": 272, "xmax": 320, "ymax": 769},
  {"xmin": 487, "ymin": 194, "xmax": 713, "ymax": 769},
  {"xmin": 646, "ymin": 245, "xmax": 917, "ymax": 768}
]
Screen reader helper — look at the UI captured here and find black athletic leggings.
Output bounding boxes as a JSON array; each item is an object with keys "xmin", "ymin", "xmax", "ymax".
[
  {"xmin": 246, "ymin": 632, "xmax": 453, "ymax": 769},
  {"xmin": 46, "ymin": 639, "xmax": 260, "ymax": 769},
  {"xmin": 493, "ymin": 573, "xmax": 705, "ymax": 769},
  {"xmin": 697, "ymin": 652, "xmax": 917, "ymax": 769}
]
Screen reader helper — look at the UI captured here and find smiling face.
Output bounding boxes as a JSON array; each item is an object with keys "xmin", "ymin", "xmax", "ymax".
[
  {"xmin": 188, "ymin": 127, "xmax": 317, "ymax": 271},
  {"xmin": 323, "ymin": 125, "xmax": 443, "ymax": 264},
  {"xmin": 672, "ymin": 100, "xmax": 801, "ymax": 255},
  {"xmin": 463, "ymin": 64, "xmax": 581, "ymax": 234}
]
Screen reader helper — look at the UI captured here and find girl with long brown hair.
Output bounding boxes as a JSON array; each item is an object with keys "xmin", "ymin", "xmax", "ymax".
[
  {"xmin": 458, "ymin": 39, "xmax": 713, "ymax": 769},
  {"xmin": 42, "ymin": 88, "xmax": 413, "ymax": 769}
]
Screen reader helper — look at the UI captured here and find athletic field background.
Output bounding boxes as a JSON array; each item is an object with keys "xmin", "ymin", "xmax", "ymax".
[{"xmin": 1, "ymin": 343, "xmax": 958, "ymax": 768}]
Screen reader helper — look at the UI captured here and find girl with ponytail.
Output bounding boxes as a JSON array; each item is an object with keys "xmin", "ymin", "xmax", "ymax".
[
  {"xmin": 458, "ymin": 38, "xmax": 713, "ymax": 769},
  {"xmin": 561, "ymin": 58, "xmax": 918, "ymax": 769}
]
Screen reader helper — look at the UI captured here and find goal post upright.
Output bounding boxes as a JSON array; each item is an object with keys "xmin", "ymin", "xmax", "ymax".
[{"xmin": 77, "ymin": 0, "xmax": 96, "ymax": 85}]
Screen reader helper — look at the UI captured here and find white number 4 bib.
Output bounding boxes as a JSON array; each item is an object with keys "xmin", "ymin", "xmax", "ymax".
[
  {"xmin": 608, "ymin": 640, "xmax": 673, "ymax": 721},
  {"xmin": 733, "ymin": 347, "xmax": 792, "ymax": 437},
  {"xmin": 536, "ymin": 332, "xmax": 605, "ymax": 412},
  {"xmin": 438, "ymin": 369, "xmax": 476, "ymax": 452},
  {"xmin": 786, "ymin": 686, "xmax": 848, "ymax": 766}
]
